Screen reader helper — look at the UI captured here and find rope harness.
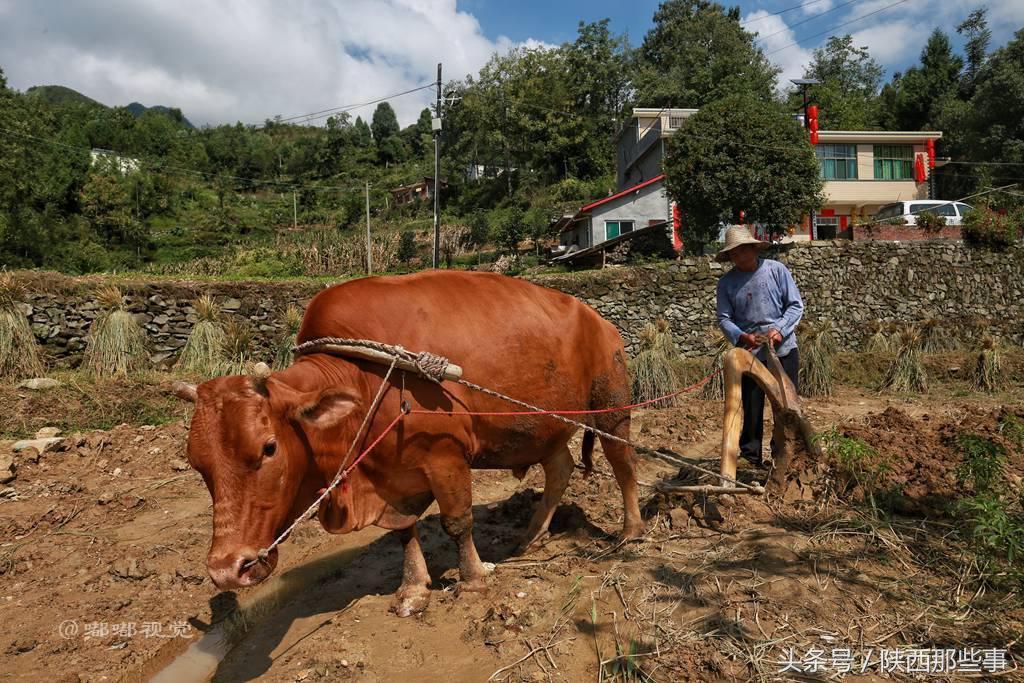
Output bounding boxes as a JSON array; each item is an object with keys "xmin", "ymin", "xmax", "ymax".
[{"xmin": 246, "ymin": 336, "xmax": 755, "ymax": 568}]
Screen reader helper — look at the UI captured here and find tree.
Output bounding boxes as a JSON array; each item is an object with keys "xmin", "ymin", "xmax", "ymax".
[
  {"xmin": 370, "ymin": 102, "xmax": 400, "ymax": 143},
  {"xmin": 663, "ymin": 94, "xmax": 823, "ymax": 249},
  {"xmin": 398, "ymin": 230, "xmax": 416, "ymax": 263},
  {"xmin": 494, "ymin": 207, "xmax": 526, "ymax": 255},
  {"xmin": 958, "ymin": 8, "xmax": 991, "ymax": 98},
  {"xmin": 634, "ymin": 0, "xmax": 778, "ymax": 108},
  {"xmin": 352, "ymin": 116, "xmax": 372, "ymax": 148},
  {"xmin": 883, "ymin": 30, "xmax": 962, "ymax": 131},
  {"xmin": 794, "ymin": 35, "xmax": 884, "ymax": 129},
  {"xmin": 958, "ymin": 28, "xmax": 1024, "ymax": 200}
]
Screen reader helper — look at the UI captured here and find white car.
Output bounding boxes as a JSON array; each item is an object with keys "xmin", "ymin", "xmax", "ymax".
[{"xmin": 873, "ymin": 200, "xmax": 974, "ymax": 226}]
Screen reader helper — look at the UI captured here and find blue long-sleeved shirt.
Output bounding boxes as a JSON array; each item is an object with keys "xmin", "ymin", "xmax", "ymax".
[{"xmin": 716, "ymin": 258, "xmax": 804, "ymax": 357}]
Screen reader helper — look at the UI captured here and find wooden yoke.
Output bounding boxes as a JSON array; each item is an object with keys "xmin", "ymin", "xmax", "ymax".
[{"xmin": 719, "ymin": 347, "xmax": 819, "ymax": 490}]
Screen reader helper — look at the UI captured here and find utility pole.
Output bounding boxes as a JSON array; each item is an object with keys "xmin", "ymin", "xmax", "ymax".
[
  {"xmin": 365, "ymin": 181, "xmax": 372, "ymax": 275},
  {"xmin": 292, "ymin": 190, "xmax": 297, "ymax": 230},
  {"xmin": 432, "ymin": 62, "xmax": 442, "ymax": 269}
]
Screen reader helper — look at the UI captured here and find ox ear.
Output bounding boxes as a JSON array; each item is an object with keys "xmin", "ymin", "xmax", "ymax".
[{"xmin": 292, "ymin": 389, "xmax": 361, "ymax": 430}]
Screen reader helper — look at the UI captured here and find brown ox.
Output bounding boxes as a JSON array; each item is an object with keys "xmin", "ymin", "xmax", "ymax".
[{"xmin": 174, "ymin": 271, "xmax": 642, "ymax": 615}]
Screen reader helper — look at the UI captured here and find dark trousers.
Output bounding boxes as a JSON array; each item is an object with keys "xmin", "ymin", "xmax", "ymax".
[{"xmin": 740, "ymin": 348, "xmax": 800, "ymax": 465}]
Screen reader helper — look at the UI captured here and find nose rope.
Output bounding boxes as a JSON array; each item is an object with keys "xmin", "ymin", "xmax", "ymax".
[{"xmin": 244, "ymin": 355, "xmax": 401, "ymax": 570}]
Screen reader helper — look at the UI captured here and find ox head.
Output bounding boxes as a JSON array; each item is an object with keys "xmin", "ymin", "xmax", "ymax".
[{"xmin": 172, "ymin": 362, "xmax": 363, "ymax": 590}]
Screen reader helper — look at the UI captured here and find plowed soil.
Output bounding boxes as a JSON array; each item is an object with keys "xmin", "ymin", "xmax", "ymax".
[{"xmin": 2, "ymin": 386, "xmax": 1023, "ymax": 682}]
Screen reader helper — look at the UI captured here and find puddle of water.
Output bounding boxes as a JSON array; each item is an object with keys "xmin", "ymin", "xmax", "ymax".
[{"xmin": 149, "ymin": 537, "xmax": 376, "ymax": 683}]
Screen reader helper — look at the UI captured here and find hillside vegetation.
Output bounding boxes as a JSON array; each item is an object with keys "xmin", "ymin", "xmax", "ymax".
[{"xmin": 0, "ymin": 4, "xmax": 1021, "ymax": 277}]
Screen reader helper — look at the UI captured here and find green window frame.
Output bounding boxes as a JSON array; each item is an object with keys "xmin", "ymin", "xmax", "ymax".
[
  {"xmin": 873, "ymin": 144, "xmax": 914, "ymax": 180},
  {"xmin": 816, "ymin": 144, "xmax": 858, "ymax": 180},
  {"xmin": 605, "ymin": 220, "xmax": 634, "ymax": 240}
]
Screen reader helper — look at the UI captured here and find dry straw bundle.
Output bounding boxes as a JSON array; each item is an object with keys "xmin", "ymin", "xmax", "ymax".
[
  {"xmin": 221, "ymin": 319, "xmax": 255, "ymax": 376},
  {"xmin": 630, "ymin": 319, "xmax": 680, "ymax": 405},
  {"xmin": 176, "ymin": 295, "xmax": 228, "ymax": 377},
  {"xmin": 919, "ymin": 317, "xmax": 957, "ymax": 352},
  {"xmin": 273, "ymin": 305, "xmax": 303, "ymax": 370},
  {"xmin": 799, "ymin": 320, "xmax": 836, "ymax": 397},
  {"xmin": 863, "ymin": 320, "xmax": 893, "ymax": 352},
  {"xmin": 881, "ymin": 325, "xmax": 928, "ymax": 393},
  {"xmin": 83, "ymin": 285, "xmax": 147, "ymax": 377},
  {"xmin": 973, "ymin": 334, "xmax": 1002, "ymax": 393},
  {"xmin": 699, "ymin": 327, "xmax": 732, "ymax": 401},
  {"xmin": 0, "ymin": 273, "xmax": 44, "ymax": 379}
]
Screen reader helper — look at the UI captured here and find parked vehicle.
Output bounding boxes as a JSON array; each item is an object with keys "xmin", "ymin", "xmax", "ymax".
[{"xmin": 873, "ymin": 200, "xmax": 974, "ymax": 226}]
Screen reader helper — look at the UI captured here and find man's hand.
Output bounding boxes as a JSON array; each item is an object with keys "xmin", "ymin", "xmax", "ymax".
[
  {"xmin": 766, "ymin": 329, "xmax": 783, "ymax": 347},
  {"xmin": 738, "ymin": 332, "xmax": 760, "ymax": 349}
]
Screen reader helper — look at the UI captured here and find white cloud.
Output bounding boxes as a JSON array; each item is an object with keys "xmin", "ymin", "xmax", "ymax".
[
  {"xmin": 744, "ymin": 10, "xmax": 814, "ymax": 92},
  {"xmin": 801, "ymin": 0, "xmax": 835, "ymax": 16},
  {"xmin": 0, "ymin": 0, "xmax": 542, "ymax": 127}
]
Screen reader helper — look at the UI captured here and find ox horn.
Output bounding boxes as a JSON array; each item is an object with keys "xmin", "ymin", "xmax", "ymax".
[
  {"xmin": 171, "ymin": 381, "xmax": 198, "ymax": 403},
  {"xmin": 250, "ymin": 361, "xmax": 272, "ymax": 396}
]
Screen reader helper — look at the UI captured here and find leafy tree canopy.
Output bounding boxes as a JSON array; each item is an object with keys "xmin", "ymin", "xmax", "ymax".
[
  {"xmin": 663, "ymin": 93, "xmax": 823, "ymax": 249},
  {"xmin": 634, "ymin": 0, "xmax": 779, "ymax": 108}
]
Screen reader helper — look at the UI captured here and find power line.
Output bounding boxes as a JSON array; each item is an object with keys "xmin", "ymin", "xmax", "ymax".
[
  {"xmin": 741, "ymin": 0, "xmax": 833, "ymax": 26},
  {"xmin": 267, "ymin": 83, "xmax": 436, "ymax": 127},
  {"xmin": 764, "ymin": 0, "xmax": 914, "ymax": 56},
  {"xmin": 754, "ymin": 0, "xmax": 861, "ymax": 42}
]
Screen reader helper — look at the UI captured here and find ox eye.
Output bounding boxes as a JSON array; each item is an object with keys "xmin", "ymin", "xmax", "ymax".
[{"xmin": 262, "ymin": 440, "xmax": 277, "ymax": 458}]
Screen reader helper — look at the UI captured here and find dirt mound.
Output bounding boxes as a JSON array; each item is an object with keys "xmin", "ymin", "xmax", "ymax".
[{"xmin": 837, "ymin": 405, "xmax": 1024, "ymax": 514}]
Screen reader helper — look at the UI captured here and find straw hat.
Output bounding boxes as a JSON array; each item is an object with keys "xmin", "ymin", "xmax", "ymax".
[{"xmin": 716, "ymin": 225, "xmax": 769, "ymax": 262}]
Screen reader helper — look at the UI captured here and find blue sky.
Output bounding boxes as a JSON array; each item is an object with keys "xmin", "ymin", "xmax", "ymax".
[{"xmin": 0, "ymin": 1, "xmax": 1021, "ymax": 126}]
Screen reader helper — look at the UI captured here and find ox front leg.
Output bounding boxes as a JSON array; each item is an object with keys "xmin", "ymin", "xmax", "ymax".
[
  {"xmin": 440, "ymin": 511, "xmax": 490, "ymax": 593},
  {"xmin": 393, "ymin": 523, "xmax": 432, "ymax": 618},
  {"xmin": 429, "ymin": 457, "xmax": 491, "ymax": 593}
]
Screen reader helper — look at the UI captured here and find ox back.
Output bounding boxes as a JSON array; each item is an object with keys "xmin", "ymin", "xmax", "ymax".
[{"xmin": 296, "ymin": 270, "xmax": 632, "ymax": 470}]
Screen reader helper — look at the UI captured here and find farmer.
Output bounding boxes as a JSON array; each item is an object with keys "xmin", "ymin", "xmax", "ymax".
[{"xmin": 715, "ymin": 225, "xmax": 804, "ymax": 467}]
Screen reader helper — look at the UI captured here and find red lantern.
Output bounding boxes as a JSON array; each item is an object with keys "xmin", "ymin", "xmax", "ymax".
[
  {"xmin": 926, "ymin": 138, "xmax": 936, "ymax": 169},
  {"xmin": 807, "ymin": 105, "xmax": 819, "ymax": 145}
]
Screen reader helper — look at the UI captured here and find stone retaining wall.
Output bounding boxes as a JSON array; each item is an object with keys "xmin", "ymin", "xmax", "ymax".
[{"xmin": 17, "ymin": 240, "xmax": 1024, "ymax": 368}]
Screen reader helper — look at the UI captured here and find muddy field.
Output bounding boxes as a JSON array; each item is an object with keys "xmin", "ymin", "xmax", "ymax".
[{"xmin": 1, "ymin": 383, "xmax": 1023, "ymax": 682}]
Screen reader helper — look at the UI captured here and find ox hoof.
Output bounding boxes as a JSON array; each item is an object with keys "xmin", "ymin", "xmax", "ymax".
[
  {"xmin": 515, "ymin": 531, "xmax": 550, "ymax": 556},
  {"xmin": 619, "ymin": 523, "xmax": 646, "ymax": 542},
  {"xmin": 457, "ymin": 578, "xmax": 489, "ymax": 595},
  {"xmin": 392, "ymin": 589, "xmax": 430, "ymax": 618}
]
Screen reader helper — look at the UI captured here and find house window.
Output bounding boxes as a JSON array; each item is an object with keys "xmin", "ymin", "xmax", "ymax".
[
  {"xmin": 816, "ymin": 144, "xmax": 857, "ymax": 180},
  {"xmin": 605, "ymin": 221, "xmax": 634, "ymax": 240},
  {"xmin": 873, "ymin": 145, "xmax": 914, "ymax": 180},
  {"xmin": 668, "ymin": 115, "xmax": 686, "ymax": 129}
]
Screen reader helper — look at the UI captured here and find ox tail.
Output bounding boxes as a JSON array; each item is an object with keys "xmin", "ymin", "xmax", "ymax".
[{"xmin": 581, "ymin": 429, "xmax": 595, "ymax": 478}]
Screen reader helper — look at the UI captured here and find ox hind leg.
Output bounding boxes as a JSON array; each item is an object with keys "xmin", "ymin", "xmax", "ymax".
[
  {"xmin": 598, "ymin": 430, "xmax": 643, "ymax": 540},
  {"xmin": 518, "ymin": 444, "xmax": 574, "ymax": 554}
]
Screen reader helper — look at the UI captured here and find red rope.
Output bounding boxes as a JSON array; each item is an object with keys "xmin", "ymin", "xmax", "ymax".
[
  {"xmin": 339, "ymin": 408, "xmax": 407, "ymax": 482},
  {"xmin": 409, "ymin": 367, "xmax": 721, "ymax": 417}
]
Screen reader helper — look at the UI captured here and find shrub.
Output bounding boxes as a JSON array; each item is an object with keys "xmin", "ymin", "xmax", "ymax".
[
  {"xmin": 630, "ymin": 319, "xmax": 679, "ymax": 405},
  {"xmin": 915, "ymin": 210, "xmax": 946, "ymax": 235},
  {"xmin": 398, "ymin": 231, "xmax": 417, "ymax": 263},
  {"xmin": 0, "ymin": 274, "xmax": 44, "ymax": 379},
  {"xmin": 953, "ymin": 433, "xmax": 1024, "ymax": 569},
  {"xmin": 962, "ymin": 207, "xmax": 1021, "ymax": 248},
  {"xmin": 82, "ymin": 286, "xmax": 148, "ymax": 377},
  {"xmin": 816, "ymin": 428, "xmax": 891, "ymax": 512}
]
